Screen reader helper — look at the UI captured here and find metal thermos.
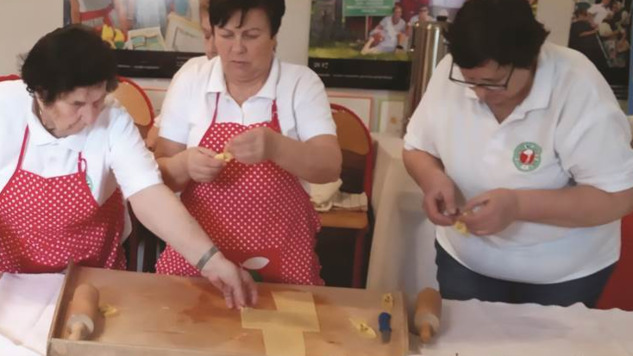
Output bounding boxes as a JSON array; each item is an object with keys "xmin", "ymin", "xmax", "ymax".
[{"xmin": 404, "ymin": 19, "xmax": 450, "ymax": 133}]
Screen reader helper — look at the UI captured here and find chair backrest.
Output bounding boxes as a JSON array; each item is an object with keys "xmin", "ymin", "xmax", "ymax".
[
  {"xmin": 596, "ymin": 213, "xmax": 633, "ymax": 311},
  {"xmin": 330, "ymin": 103, "xmax": 373, "ymax": 198},
  {"xmin": 111, "ymin": 77, "xmax": 155, "ymax": 139},
  {"xmin": 0, "ymin": 74, "xmax": 20, "ymax": 82}
]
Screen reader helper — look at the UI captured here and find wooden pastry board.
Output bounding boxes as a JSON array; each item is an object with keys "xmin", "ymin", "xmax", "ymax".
[{"xmin": 48, "ymin": 265, "xmax": 408, "ymax": 356}]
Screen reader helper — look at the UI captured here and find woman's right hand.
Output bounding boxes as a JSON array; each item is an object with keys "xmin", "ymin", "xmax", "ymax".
[
  {"xmin": 423, "ymin": 171, "xmax": 459, "ymax": 226},
  {"xmin": 201, "ymin": 252, "xmax": 258, "ymax": 309},
  {"xmin": 186, "ymin": 147, "xmax": 226, "ymax": 183}
]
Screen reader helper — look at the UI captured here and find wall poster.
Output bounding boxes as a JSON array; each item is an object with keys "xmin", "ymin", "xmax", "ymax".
[
  {"xmin": 569, "ymin": 0, "xmax": 631, "ymax": 100},
  {"xmin": 63, "ymin": 0, "xmax": 207, "ymax": 78}
]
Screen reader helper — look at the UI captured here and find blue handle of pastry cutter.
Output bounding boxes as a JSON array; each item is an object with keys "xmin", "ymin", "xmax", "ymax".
[{"xmin": 379, "ymin": 312, "xmax": 391, "ymax": 332}]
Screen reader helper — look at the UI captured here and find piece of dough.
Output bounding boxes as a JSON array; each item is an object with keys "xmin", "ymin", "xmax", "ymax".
[
  {"xmin": 381, "ymin": 293, "xmax": 394, "ymax": 311},
  {"xmin": 241, "ymin": 291, "xmax": 320, "ymax": 356},
  {"xmin": 349, "ymin": 318, "xmax": 377, "ymax": 338},
  {"xmin": 99, "ymin": 304, "xmax": 118, "ymax": 317},
  {"xmin": 214, "ymin": 152, "xmax": 234, "ymax": 162},
  {"xmin": 454, "ymin": 221, "xmax": 469, "ymax": 235}
]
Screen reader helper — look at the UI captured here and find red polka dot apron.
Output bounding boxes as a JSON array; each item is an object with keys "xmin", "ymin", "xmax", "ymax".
[
  {"xmin": 0, "ymin": 127, "xmax": 126, "ymax": 273},
  {"xmin": 156, "ymin": 95, "xmax": 323, "ymax": 285}
]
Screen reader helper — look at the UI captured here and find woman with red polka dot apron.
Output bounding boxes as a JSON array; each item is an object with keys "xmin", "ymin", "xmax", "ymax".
[
  {"xmin": 154, "ymin": 1, "xmax": 342, "ymax": 285},
  {"xmin": 0, "ymin": 26, "xmax": 257, "ymax": 310},
  {"xmin": 0, "ymin": 127, "xmax": 126, "ymax": 273},
  {"xmin": 156, "ymin": 95, "xmax": 323, "ymax": 284}
]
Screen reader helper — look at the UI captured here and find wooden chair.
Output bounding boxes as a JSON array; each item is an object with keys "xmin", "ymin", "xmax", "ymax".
[
  {"xmin": 111, "ymin": 76, "xmax": 155, "ymax": 138},
  {"xmin": 111, "ymin": 77, "xmax": 159, "ymax": 272},
  {"xmin": 318, "ymin": 104, "xmax": 374, "ymax": 288},
  {"xmin": 596, "ymin": 212, "xmax": 633, "ymax": 311},
  {"xmin": 0, "ymin": 74, "xmax": 20, "ymax": 82}
]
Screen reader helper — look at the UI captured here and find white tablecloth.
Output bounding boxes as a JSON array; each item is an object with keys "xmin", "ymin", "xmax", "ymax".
[
  {"xmin": 367, "ymin": 134, "xmax": 438, "ymax": 320},
  {"xmin": 410, "ymin": 299, "xmax": 633, "ymax": 356},
  {"xmin": 0, "ymin": 273, "xmax": 64, "ymax": 356}
]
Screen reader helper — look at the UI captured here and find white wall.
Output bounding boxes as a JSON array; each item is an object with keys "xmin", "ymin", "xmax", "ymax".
[
  {"xmin": 277, "ymin": 0, "xmax": 312, "ymax": 65},
  {"xmin": 0, "ymin": 0, "xmax": 62, "ymax": 75},
  {"xmin": 536, "ymin": 0, "xmax": 574, "ymax": 46}
]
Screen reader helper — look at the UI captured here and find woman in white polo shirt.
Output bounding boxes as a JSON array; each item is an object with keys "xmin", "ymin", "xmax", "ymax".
[
  {"xmin": 0, "ymin": 25, "xmax": 256, "ymax": 309},
  {"xmin": 154, "ymin": 0, "xmax": 341, "ymax": 285},
  {"xmin": 404, "ymin": 0, "xmax": 633, "ymax": 307}
]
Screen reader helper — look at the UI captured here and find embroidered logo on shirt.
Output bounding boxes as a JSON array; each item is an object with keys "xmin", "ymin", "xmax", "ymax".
[{"xmin": 513, "ymin": 142, "xmax": 542, "ymax": 172}]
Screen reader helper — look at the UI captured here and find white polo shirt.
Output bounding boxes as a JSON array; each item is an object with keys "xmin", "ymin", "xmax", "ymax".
[
  {"xmin": 158, "ymin": 56, "xmax": 336, "ymax": 147},
  {"xmin": 153, "ymin": 55, "xmax": 211, "ymax": 129},
  {"xmin": 374, "ymin": 16, "xmax": 406, "ymax": 52},
  {"xmin": 404, "ymin": 42, "xmax": 633, "ymax": 284},
  {"xmin": 0, "ymin": 80, "xmax": 163, "ymax": 238}
]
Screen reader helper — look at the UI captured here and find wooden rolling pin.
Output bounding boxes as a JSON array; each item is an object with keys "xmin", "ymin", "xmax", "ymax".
[
  {"xmin": 414, "ymin": 288, "xmax": 442, "ymax": 344},
  {"xmin": 66, "ymin": 283, "xmax": 99, "ymax": 341}
]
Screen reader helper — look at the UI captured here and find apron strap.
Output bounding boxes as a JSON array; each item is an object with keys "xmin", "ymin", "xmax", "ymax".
[
  {"xmin": 270, "ymin": 100, "xmax": 280, "ymax": 130},
  {"xmin": 15, "ymin": 127, "xmax": 30, "ymax": 170},
  {"xmin": 77, "ymin": 152, "xmax": 87, "ymax": 174},
  {"xmin": 211, "ymin": 92, "xmax": 221, "ymax": 126}
]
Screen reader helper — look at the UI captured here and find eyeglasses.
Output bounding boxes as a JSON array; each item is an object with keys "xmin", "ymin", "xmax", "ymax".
[{"xmin": 448, "ymin": 61, "xmax": 515, "ymax": 91}]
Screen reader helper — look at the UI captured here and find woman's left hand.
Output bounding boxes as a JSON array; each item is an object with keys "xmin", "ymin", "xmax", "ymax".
[
  {"xmin": 201, "ymin": 252, "xmax": 258, "ymax": 309},
  {"xmin": 460, "ymin": 188, "xmax": 519, "ymax": 236},
  {"xmin": 226, "ymin": 127, "xmax": 279, "ymax": 165}
]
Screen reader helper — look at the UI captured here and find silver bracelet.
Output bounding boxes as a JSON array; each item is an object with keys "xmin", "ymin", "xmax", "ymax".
[{"xmin": 195, "ymin": 245, "xmax": 219, "ymax": 271}]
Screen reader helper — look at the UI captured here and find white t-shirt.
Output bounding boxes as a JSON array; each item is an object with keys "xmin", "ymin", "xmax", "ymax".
[
  {"xmin": 588, "ymin": 4, "xmax": 611, "ymax": 26},
  {"xmin": 404, "ymin": 42, "xmax": 633, "ymax": 284},
  {"xmin": 373, "ymin": 16, "xmax": 406, "ymax": 52},
  {"xmin": 158, "ymin": 56, "xmax": 336, "ymax": 147},
  {"xmin": 0, "ymin": 80, "xmax": 163, "ymax": 238}
]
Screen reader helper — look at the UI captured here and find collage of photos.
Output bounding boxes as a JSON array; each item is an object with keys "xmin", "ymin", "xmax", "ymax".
[
  {"xmin": 569, "ymin": 0, "xmax": 631, "ymax": 99},
  {"xmin": 63, "ymin": 0, "xmax": 207, "ymax": 53}
]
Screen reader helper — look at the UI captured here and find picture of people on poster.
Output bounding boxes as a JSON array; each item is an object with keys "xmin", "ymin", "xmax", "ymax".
[
  {"xmin": 361, "ymin": 4, "xmax": 407, "ymax": 54},
  {"xmin": 407, "ymin": 5, "xmax": 435, "ymax": 36},
  {"xmin": 569, "ymin": 0, "xmax": 631, "ymax": 98}
]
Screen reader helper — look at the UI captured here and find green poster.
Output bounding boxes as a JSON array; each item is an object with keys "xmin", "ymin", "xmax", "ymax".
[{"xmin": 343, "ymin": 0, "xmax": 394, "ymax": 17}]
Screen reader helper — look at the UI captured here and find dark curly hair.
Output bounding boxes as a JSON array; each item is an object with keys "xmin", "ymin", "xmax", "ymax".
[
  {"xmin": 446, "ymin": 0, "xmax": 549, "ymax": 69},
  {"xmin": 21, "ymin": 25, "xmax": 118, "ymax": 105},
  {"xmin": 209, "ymin": 0, "xmax": 285, "ymax": 37}
]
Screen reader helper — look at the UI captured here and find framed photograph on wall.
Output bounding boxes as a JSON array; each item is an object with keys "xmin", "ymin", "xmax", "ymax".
[
  {"xmin": 308, "ymin": 0, "xmax": 410, "ymax": 91},
  {"xmin": 63, "ymin": 0, "xmax": 206, "ymax": 78},
  {"xmin": 568, "ymin": 0, "xmax": 631, "ymax": 100},
  {"xmin": 307, "ymin": 0, "xmax": 469, "ymax": 91}
]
